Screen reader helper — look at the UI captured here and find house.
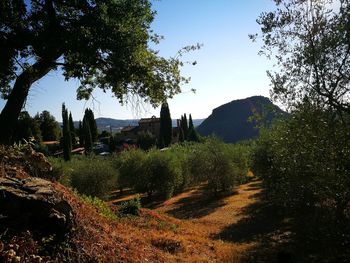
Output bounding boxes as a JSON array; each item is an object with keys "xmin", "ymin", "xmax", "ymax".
[
  {"xmin": 120, "ymin": 126, "xmax": 139, "ymax": 139},
  {"xmin": 119, "ymin": 116, "xmax": 180, "ymax": 145},
  {"xmin": 138, "ymin": 116, "xmax": 160, "ymax": 139}
]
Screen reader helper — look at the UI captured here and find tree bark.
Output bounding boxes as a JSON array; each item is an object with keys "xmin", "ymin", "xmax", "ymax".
[{"xmin": 0, "ymin": 58, "xmax": 58, "ymax": 144}]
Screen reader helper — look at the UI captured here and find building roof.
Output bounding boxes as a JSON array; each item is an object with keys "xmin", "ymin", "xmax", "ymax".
[
  {"xmin": 121, "ymin": 126, "xmax": 138, "ymax": 132},
  {"xmin": 139, "ymin": 116, "xmax": 160, "ymax": 124}
]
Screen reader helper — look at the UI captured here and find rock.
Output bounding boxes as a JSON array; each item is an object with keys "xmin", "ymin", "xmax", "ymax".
[
  {"xmin": 0, "ymin": 145, "xmax": 53, "ymax": 180},
  {"xmin": 0, "ymin": 177, "xmax": 73, "ymax": 234}
]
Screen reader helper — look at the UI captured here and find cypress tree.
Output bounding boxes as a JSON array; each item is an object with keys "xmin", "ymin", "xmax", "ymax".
[
  {"xmin": 83, "ymin": 116, "xmax": 93, "ymax": 153},
  {"xmin": 69, "ymin": 112, "xmax": 76, "ymax": 147},
  {"xmin": 85, "ymin": 109, "xmax": 98, "ymax": 142},
  {"xmin": 62, "ymin": 103, "xmax": 72, "ymax": 161},
  {"xmin": 188, "ymin": 114, "xmax": 194, "ymax": 130},
  {"xmin": 178, "ymin": 118, "xmax": 184, "ymax": 142},
  {"xmin": 188, "ymin": 114, "xmax": 200, "ymax": 142},
  {"xmin": 159, "ymin": 102, "xmax": 172, "ymax": 147},
  {"xmin": 182, "ymin": 113, "xmax": 189, "ymax": 140},
  {"xmin": 78, "ymin": 121, "xmax": 84, "ymax": 147}
]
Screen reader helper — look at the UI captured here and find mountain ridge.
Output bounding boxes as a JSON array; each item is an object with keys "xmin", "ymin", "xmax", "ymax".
[{"xmin": 196, "ymin": 96, "xmax": 286, "ymax": 143}]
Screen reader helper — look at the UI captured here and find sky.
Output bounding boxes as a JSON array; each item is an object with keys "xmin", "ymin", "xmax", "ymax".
[{"xmin": 0, "ymin": 0, "xmax": 277, "ymax": 122}]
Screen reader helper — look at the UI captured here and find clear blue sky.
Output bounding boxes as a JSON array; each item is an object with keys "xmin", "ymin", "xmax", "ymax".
[{"xmin": 0, "ymin": 0, "xmax": 276, "ymax": 122}]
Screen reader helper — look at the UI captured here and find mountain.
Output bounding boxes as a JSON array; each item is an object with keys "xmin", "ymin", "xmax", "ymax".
[
  {"xmin": 95, "ymin": 118, "xmax": 139, "ymax": 131},
  {"xmin": 95, "ymin": 117, "xmax": 205, "ymax": 132},
  {"xmin": 196, "ymin": 96, "xmax": 286, "ymax": 143}
]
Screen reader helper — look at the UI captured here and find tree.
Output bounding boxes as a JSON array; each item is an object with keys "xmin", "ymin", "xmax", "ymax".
[
  {"xmin": 62, "ymin": 103, "xmax": 71, "ymax": 161},
  {"xmin": 0, "ymin": 0, "xmax": 200, "ymax": 144},
  {"xmin": 14, "ymin": 111, "xmax": 42, "ymax": 143},
  {"xmin": 78, "ymin": 121, "xmax": 84, "ymax": 147},
  {"xmin": 83, "ymin": 115, "xmax": 93, "ymax": 153},
  {"xmin": 252, "ymin": 0, "xmax": 350, "ymax": 116},
  {"xmin": 69, "ymin": 112, "xmax": 76, "ymax": 147},
  {"xmin": 181, "ymin": 114, "xmax": 189, "ymax": 140},
  {"xmin": 137, "ymin": 131, "xmax": 157, "ymax": 151},
  {"xmin": 84, "ymin": 109, "xmax": 98, "ymax": 143},
  {"xmin": 178, "ymin": 118, "xmax": 185, "ymax": 142},
  {"xmin": 187, "ymin": 114, "xmax": 200, "ymax": 142},
  {"xmin": 159, "ymin": 102, "xmax": 172, "ymax": 147},
  {"xmin": 35, "ymin": 110, "xmax": 60, "ymax": 141}
]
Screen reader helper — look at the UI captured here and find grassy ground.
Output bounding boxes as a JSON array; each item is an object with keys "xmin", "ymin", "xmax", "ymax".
[{"xmin": 111, "ymin": 180, "xmax": 268, "ymax": 262}]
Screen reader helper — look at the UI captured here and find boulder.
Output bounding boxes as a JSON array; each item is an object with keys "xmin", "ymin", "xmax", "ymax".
[{"xmin": 0, "ymin": 177, "xmax": 73, "ymax": 235}]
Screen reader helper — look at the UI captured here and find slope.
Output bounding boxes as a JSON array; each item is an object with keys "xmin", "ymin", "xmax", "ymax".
[{"xmin": 196, "ymin": 96, "xmax": 285, "ymax": 143}]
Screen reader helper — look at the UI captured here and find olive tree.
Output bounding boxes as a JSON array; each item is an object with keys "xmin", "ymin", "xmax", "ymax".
[{"xmin": 252, "ymin": 0, "xmax": 350, "ymax": 116}]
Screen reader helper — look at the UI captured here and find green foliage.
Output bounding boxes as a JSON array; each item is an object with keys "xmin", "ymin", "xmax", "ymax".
[
  {"xmin": 137, "ymin": 131, "xmax": 157, "ymax": 151},
  {"xmin": 35, "ymin": 110, "xmax": 61, "ymax": 142},
  {"xmin": 13, "ymin": 111, "xmax": 42, "ymax": 143},
  {"xmin": 118, "ymin": 195, "xmax": 141, "ymax": 216},
  {"xmin": 142, "ymin": 149, "xmax": 182, "ymax": 198},
  {"xmin": 187, "ymin": 138, "xmax": 248, "ymax": 192},
  {"xmin": 69, "ymin": 112, "xmax": 76, "ymax": 147},
  {"xmin": 159, "ymin": 102, "xmax": 172, "ymax": 147},
  {"xmin": 115, "ymin": 149, "xmax": 146, "ymax": 192},
  {"xmin": 182, "ymin": 114, "xmax": 188, "ymax": 140},
  {"xmin": 253, "ymin": 0, "xmax": 350, "ymax": 113},
  {"xmin": 82, "ymin": 115, "xmax": 93, "ymax": 153},
  {"xmin": 51, "ymin": 139, "xmax": 251, "ymax": 203},
  {"xmin": 84, "ymin": 109, "xmax": 98, "ymax": 143},
  {"xmin": 187, "ymin": 114, "xmax": 200, "ymax": 142},
  {"xmin": 252, "ymin": 105, "xmax": 350, "ymax": 216},
  {"xmin": 115, "ymin": 139, "xmax": 250, "ymax": 199},
  {"xmin": 52, "ymin": 155, "xmax": 117, "ymax": 199},
  {"xmin": 0, "ymin": 0, "xmax": 200, "ymax": 144},
  {"xmin": 80, "ymin": 194, "xmax": 117, "ymax": 220},
  {"xmin": 62, "ymin": 103, "xmax": 72, "ymax": 161}
]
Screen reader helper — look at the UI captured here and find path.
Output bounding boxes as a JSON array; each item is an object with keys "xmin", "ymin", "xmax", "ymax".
[{"xmin": 153, "ymin": 180, "xmax": 271, "ymax": 262}]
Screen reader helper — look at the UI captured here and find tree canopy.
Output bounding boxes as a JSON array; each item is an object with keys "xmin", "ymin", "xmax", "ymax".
[
  {"xmin": 252, "ymin": 0, "xmax": 350, "ymax": 115},
  {"xmin": 0, "ymin": 0, "xmax": 199, "ymax": 144},
  {"xmin": 159, "ymin": 102, "xmax": 172, "ymax": 147},
  {"xmin": 34, "ymin": 110, "xmax": 60, "ymax": 141}
]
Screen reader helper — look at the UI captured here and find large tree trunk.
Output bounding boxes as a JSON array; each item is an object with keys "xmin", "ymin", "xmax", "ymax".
[{"xmin": 0, "ymin": 58, "xmax": 58, "ymax": 145}]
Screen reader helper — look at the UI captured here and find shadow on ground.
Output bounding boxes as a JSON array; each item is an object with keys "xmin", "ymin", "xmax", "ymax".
[
  {"xmin": 216, "ymin": 185, "xmax": 350, "ymax": 263},
  {"xmin": 110, "ymin": 184, "xmax": 237, "ymax": 219},
  {"xmin": 160, "ymin": 185, "xmax": 237, "ymax": 219},
  {"xmin": 215, "ymin": 190, "xmax": 295, "ymax": 262}
]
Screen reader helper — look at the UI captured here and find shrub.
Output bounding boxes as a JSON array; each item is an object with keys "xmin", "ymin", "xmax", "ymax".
[
  {"xmin": 115, "ymin": 149, "xmax": 146, "ymax": 193},
  {"xmin": 70, "ymin": 156, "xmax": 117, "ymax": 199},
  {"xmin": 252, "ymin": 105, "xmax": 350, "ymax": 215},
  {"xmin": 137, "ymin": 131, "xmax": 157, "ymax": 151},
  {"xmin": 80, "ymin": 194, "xmax": 117, "ymax": 220},
  {"xmin": 118, "ymin": 195, "xmax": 141, "ymax": 216},
  {"xmin": 187, "ymin": 139, "xmax": 248, "ymax": 193},
  {"xmin": 142, "ymin": 149, "xmax": 182, "ymax": 199},
  {"xmin": 114, "ymin": 139, "xmax": 251, "ymax": 199}
]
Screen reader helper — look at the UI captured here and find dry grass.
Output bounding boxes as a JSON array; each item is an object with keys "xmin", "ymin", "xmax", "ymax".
[{"xmin": 51, "ymin": 180, "xmax": 264, "ymax": 262}]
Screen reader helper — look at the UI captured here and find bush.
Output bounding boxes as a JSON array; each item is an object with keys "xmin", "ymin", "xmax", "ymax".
[
  {"xmin": 142, "ymin": 149, "xmax": 182, "ymax": 199},
  {"xmin": 252, "ymin": 104, "xmax": 350, "ymax": 215},
  {"xmin": 118, "ymin": 195, "xmax": 141, "ymax": 216},
  {"xmin": 114, "ymin": 138, "xmax": 251, "ymax": 199},
  {"xmin": 80, "ymin": 194, "xmax": 117, "ymax": 220},
  {"xmin": 68, "ymin": 156, "xmax": 117, "ymax": 199},
  {"xmin": 115, "ymin": 149, "xmax": 146, "ymax": 192},
  {"xmin": 187, "ymin": 138, "xmax": 249, "ymax": 193},
  {"xmin": 137, "ymin": 131, "xmax": 157, "ymax": 151}
]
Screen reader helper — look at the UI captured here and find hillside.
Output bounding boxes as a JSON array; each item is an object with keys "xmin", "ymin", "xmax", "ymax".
[
  {"xmin": 196, "ymin": 96, "xmax": 285, "ymax": 143},
  {"xmin": 95, "ymin": 117, "xmax": 205, "ymax": 131}
]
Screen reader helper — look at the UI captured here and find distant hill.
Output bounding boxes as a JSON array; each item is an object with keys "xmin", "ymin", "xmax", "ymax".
[
  {"xmin": 95, "ymin": 118, "xmax": 139, "ymax": 131},
  {"xmin": 95, "ymin": 117, "xmax": 205, "ymax": 132},
  {"xmin": 196, "ymin": 96, "xmax": 286, "ymax": 143}
]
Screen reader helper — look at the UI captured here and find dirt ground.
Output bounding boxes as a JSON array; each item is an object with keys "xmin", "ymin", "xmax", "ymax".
[{"xmin": 111, "ymin": 180, "xmax": 294, "ymax": 262}]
